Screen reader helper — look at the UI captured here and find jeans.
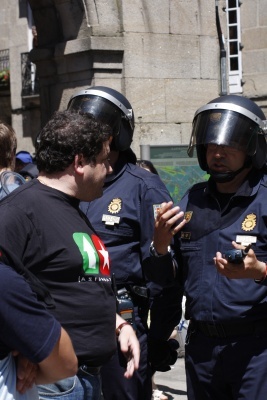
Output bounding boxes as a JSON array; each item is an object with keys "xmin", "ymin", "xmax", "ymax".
[
  {"xmin": 38, "ymin": 369, "xmax": 101, "ymax": 400},
  {"xmin": 0, "ymin": 354, "xmax": 39, "ymax": 400}
]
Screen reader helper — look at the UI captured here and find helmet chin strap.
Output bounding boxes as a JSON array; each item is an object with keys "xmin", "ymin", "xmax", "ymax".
[{"xmin": 208, "ymin": 158, "xmax": 252, "ymax": 183}]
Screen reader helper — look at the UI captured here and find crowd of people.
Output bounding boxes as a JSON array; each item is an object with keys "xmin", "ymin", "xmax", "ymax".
[{"xmin": 0, "ymin": 88, "xmax": 266, "ymax": 400}]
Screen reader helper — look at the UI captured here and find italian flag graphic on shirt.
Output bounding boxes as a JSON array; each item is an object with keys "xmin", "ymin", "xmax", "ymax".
[{"xmin": 73, "ymin": 233, "xmax": 110, "ymax": 276}]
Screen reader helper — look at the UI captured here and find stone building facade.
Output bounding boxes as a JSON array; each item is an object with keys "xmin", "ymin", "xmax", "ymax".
[{"xmin": 0, "ymin": 0, "xmax": 266, "ymax": 158}]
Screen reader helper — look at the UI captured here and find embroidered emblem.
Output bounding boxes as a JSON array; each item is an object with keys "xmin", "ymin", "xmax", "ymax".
[
  {"xmin": 184, "ymin": 211, "xmax": 193, "ymax": 223},
  {"xmin": 108, "ymin": 198, "xmax": 122, "ymax": 214},
  {"xmin": 181, "ymin": 232, "xmax": 191, "ymax": 240},
  {"xmin": 241, "ymin": 213, "xmax": 256, "ymax": 232}
]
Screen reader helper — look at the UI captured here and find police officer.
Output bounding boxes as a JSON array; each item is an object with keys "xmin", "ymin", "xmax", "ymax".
[
  {"xmin": 149, "ymin": 94, "xmax": 267, "ymax": 400},
  {"xmin": 15, "ymin": 150, "xmax": 39, "ymax": 180},
  {"xmin": 68, "ymin": 87, "xmax": 182, "ymax": 400}
]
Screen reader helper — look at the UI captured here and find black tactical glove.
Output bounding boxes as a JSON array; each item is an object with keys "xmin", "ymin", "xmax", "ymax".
[{"xmin": 148, "ymin": 337, "xmax": 179, "ymax": 372}]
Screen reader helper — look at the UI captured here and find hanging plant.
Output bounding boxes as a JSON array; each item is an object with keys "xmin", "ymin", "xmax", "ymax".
[{"xmin": 0, "ymin": 69, "xmax": 10, "ymax": 85}]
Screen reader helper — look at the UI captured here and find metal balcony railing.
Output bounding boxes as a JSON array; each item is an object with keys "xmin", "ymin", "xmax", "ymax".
[{"xmin": 21, "ymin": 52, "xmax": 40, "ymax": 96}]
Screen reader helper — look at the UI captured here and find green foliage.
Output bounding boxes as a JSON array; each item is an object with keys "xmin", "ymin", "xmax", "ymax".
[
  {"xmin": 0, "ymin": 69, "xmax": 10, "ymax": 84},
  {"xmin": 156, "ymin": 164, "xmax": 209, "ymax": 203}
]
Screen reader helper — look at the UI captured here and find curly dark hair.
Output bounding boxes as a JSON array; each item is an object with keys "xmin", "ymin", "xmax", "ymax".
[
  {"xmin": 36, "ymin": 110, "xmax": 112, "ymax": 174},
  {"xmin": 0, "ymin": 121, "xmax": 17, "ymax": 169}
]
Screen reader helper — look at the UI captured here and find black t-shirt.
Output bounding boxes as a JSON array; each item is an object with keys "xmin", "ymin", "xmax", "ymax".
[
  {"xmin": 0, "ymin": 263, "xmax": 61, "ymax": 362},
  {"xmin": 0, "ymin": 179, "xmax": 116, "ymax": 366}
]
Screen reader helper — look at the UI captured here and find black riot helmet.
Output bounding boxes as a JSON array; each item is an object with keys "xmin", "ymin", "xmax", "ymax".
[
  {"xmin": 67, "ymin": 86, "xmax": 134, "ymax": 151},
  {"xmin": 187, "ymin": 95, "xmax": 267, "ymax": 181}
]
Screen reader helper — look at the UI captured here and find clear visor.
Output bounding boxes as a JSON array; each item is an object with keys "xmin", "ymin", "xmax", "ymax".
[
  {"xmin": 188, "ymin": 109, "xmax": 260, "ymax": 157},
  {"xmin": 0, "ymin": 171, "xmax": 26, "ymax": 194},
  {"xmin": 68, "ymin": 95, "xmax": 124, "ymax": 137}
]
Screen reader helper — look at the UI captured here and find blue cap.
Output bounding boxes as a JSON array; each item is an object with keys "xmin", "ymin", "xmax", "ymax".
[{"xmin": 16, "ymin": 151, "xmax": 33, "ymax": 164}]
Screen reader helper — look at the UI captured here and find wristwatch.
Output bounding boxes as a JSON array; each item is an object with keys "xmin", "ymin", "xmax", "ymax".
[
  {"xmin": 254, "ymin": 262, "xmax": 267, "ymax": 283},
  {"xmin": 150, "ymin": 242, "xmax": 170, "ymax": 257}
]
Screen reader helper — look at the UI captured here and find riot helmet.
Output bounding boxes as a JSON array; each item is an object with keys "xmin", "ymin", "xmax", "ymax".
[
  {"xmin": 188, "ymin": 95, "xmax": 267, "ymax": 181},
  {"xmin": 0, "ymin": 171, "xmax": 26, "ymax": 199},
  {"xmin": 67, "ymin": 86, "xmax": 134, "ymax": 151}
]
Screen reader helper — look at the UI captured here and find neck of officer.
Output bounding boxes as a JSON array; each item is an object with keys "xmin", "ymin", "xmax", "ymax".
[
  {"xmin": 108, "ymin": 150, "xmax": 119, "ymax": 168},
  {"xmin": 215, "ymin": 166, "xmax": 252, "ymax": 193}
]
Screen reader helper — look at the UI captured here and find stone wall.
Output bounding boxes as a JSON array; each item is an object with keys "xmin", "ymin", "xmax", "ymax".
[
  {"xmin": 0, "ymin": 0, "xmax": 266, "ymax": 155},
  {"xmin": 241, "ymin": 0, "xmax": 267, "ymax": 115},
  {"xmin": 27, "ymin": 0, "xmax": 220, "ymax": 156}
]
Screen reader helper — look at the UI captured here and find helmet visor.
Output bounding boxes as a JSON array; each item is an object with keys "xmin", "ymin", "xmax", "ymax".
[
  {"xmin": 188, "ymin": 109, "xmax": 259, "ymax": 157},
  {"xmin": 68, "ymin": 95, "xmax": 123, "ymax": 137},
  {"xmin": 0, "ymin": 171, "xmax": 26, "ymax": 195}
]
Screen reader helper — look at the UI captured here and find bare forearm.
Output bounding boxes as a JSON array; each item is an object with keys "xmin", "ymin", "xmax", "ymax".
[{"xmin": 35, "ymin": 328, "xmax": 78, "ymax": 384}]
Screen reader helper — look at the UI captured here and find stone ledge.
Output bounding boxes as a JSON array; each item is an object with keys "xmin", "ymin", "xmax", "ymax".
[
  {"xmin": 56, "ymin": 37, "xmax": 124, "ymax": 56},
  {"xmin": 29, "ymin": 37, "xmax": 124, "ymax": 62}
]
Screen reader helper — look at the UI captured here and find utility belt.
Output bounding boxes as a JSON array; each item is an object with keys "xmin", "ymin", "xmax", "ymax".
[
  {"xmin": 115, "ymin": 283, "xmax": 149, "ymax": 331},
  {"xmin": 191, "ymin": 319, "xmax": 267, "ymax": 338},
  {"xmin": 78, "ymin": 363, "xmax": 101, "ymax": 376},
  {"xmin": 117, "ymin": 284, "xmax": 148, "ymax": 299}
]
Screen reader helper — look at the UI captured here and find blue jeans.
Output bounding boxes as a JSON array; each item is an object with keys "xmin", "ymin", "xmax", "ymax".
[{"xmin": 37, "ymin": 370, "xmax": 101, "ymax": 400}]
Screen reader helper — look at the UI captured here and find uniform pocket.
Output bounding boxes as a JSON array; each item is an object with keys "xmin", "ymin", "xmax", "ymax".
[{"xmin": 180, "ymin": 242, "xmax": 203, "ymax": 302}]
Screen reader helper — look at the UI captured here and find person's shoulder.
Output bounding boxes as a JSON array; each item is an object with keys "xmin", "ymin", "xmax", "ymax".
[
  {"xmin": 188, "ymin": 181, "xmax": 207, "ymax": 193},
  {"xmin": 19, "ymin": 163, "xmax": 39, "ymax": 180},
  {"xmin": 0, "ymin": 263, "xmax": 25, "ymax": 292},
  {"xmin": 126, "ymin": 163, "xmax": 165, "ymax": 185},
  {"xmin": 179, "ymin": 181, "xmax": 207, "ymax": 205},
  {"xmin": 0, "ymin": 178, "xmax": 35, "ymax": 200}
]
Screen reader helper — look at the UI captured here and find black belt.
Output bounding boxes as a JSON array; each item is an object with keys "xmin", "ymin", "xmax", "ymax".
[
  {"xmin": 78, "ymin": 364, "xmax": 101, "ymax": 376},
  {"xmin": 191, "ymin": 319, "xmax": 267, "ymax": 338},
  {"xmin": 117, "ymin": 284, "xmax": 148, "ymax": 298},
  {"xmin": 131, "ymin": 285, "xmax": 148, "ymax": 298}
]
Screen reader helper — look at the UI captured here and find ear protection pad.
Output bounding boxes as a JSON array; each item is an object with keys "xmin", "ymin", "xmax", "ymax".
[{"xmin": 112, "ymin": 117, "xmax": 134, "ymax": 151}]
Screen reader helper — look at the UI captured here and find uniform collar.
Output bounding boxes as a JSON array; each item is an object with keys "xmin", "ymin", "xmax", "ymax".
[
  {"xmin": 104, "ymin": 153, "xmax": 128, "ymax": 184},
  {"xmin": 206, "ymin": 168, "xmax": 264, "ymax": 198}
]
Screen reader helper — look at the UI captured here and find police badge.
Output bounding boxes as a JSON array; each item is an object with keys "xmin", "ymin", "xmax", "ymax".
[{"xmin": 108, "ymin": 198, "xmax": 122, "ymax": 214}]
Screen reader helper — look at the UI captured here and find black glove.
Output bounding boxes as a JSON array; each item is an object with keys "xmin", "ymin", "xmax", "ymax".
[{"xmin": 148, "ymin": 338, "xmax": 179, "ymax": 372}]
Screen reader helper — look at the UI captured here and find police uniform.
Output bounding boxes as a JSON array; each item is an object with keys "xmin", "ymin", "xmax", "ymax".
[
  {"xmin": 80, "ymin": 152, "xmax": 182, "ymax": 400},
  {"xmin": 173, "ymin": 169, "xmax": 267, "ymax": 399},
  {"xmin": 148, "ymin": 94, "xmax": 267, "ymax": 400}
]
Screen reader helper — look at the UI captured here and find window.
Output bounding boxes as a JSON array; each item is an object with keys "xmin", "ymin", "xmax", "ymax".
[
  {"xmin": 141, "ymin": 145, "xmax": 208, "ymax": 203},
  {"xmin": 0, "ymin": 49, "xmax": 10, "ymax": 88},
  {"xmin": 226, "ymin": 0, "xmax": 242, "ymax": 93}
]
